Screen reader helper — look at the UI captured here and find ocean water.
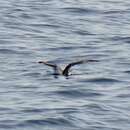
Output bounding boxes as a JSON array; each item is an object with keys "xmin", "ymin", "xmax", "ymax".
[{"xmin": 0, "ymin": 0, "xmax": 130, "ymax": 130}]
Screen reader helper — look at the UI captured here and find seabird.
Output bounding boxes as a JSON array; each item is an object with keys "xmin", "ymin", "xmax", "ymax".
[{"xmin": 38, "ymin": 59, "xmax": 98, "ymax": 76}]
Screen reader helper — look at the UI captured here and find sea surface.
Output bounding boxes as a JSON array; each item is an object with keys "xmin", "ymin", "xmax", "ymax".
[{"xmin": 0, "ymin": 0, "xmax": 130, "ymax": 130}]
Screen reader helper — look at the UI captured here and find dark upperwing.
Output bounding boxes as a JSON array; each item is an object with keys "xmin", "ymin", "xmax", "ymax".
[
  {"xmin": 62, "ymin": 59, "xmax": 98, "ymax": 76},
  {"xmin": 38, "ymin": 61, "xmax": 57, "ymax": 68},
  {"xmin": 38, "ymin": 61, "xmax": 62, "ymax": 74}
]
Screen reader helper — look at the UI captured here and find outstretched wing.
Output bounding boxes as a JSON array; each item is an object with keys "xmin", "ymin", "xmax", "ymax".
[
  {"xmin": 62, "ymin": 59, "xmax": 98, "ymax": 76},
  {"xmin": 38, "ymin": 61, "xmax": 62, "ymax": 74},
  {"xmin": 38, "ymin": 61, "xmax": 57, "ymax": 68}
]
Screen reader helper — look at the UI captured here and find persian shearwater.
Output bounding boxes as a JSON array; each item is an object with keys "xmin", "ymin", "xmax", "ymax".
[{"xmin": 38, "ymin": 59, "xmax": 98, "ymax": 76}]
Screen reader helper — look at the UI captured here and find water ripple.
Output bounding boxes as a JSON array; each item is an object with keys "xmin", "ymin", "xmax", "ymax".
[
  {"xmin": 55, "ymin": 89, "xmax": 103, "ymax": 98},
  {"xmin": 62, "ymin": 7, "xmax": 101, "ymax": 15},
  {"xmin": 79, "ymin": 77, "xmax": 121, "ymax": 83},
  {"xmin": 20, "ymin": 117, "xmax": 73, "ymax": 127},
  {"xmin": 108, "ymin": 36, "xmax": 130, "ymax": 43},
  {"xmin": 0, "ymin": 48, "xmax": 32, "ymax": 55}
]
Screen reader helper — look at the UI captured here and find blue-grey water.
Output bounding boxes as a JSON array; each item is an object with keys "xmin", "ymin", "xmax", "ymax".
[{"xmin": 0, "ymin": 0, "xmax": 130, "ymax": 130}]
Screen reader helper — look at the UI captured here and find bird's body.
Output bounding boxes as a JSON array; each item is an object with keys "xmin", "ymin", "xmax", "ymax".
[{"xmin": 38, "ymin": 59, "xmax": 98, "ymax": 76}]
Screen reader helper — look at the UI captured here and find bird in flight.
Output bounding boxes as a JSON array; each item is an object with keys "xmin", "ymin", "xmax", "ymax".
[{"xmin": 38, "ymin": 59, "xmax": 98, "ymax": 77}]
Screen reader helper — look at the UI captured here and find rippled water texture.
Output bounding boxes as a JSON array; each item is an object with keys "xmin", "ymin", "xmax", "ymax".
[{"xmin": 0, "ymin": 0, "xmax": 130, "ymax": 130}]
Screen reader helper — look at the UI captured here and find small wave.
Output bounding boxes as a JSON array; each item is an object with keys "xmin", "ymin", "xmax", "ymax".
[
  {"xmin": 107, "ymin": 36, "xmax": 130, "ymax": 43},
  {"xmin": 0, "ymin": 124, "xmax": 14, "ymax": 129},
  {"xmin": 0, "ymin": 107, "xmax": 11, "ymax": 111},
  {"xmin": 116, "ymin": 93, "xmax": 130, "ymax": 98},
  {"xmin": 19, "ymin": 118, "xmax": 73, "ymax": 127},
  {"xmin": 19, "ymin": 13, "xmax": 34, "ymax": 19},
  {"xmin": 45, "ymin": 45, "xmax": 96, "ymax": 52},
  {"xmin": 55, "ymin": 89, "xmax": 102, "ymax": 98},
  {"xmin": 83, "ymin": 103, "xmax": 110, "ymax": 112},
  {"xmin": 0, "ymin": 48, "xmax": 32, "ymax": 55},
  {"xmin": 80, "ymin": 77, "xmax": 120, "ymax": 83},
  {"xmin": 0, "ymin": 48, "xmax": 18, "ymax": 54},
  {"xmin": 124, "ymin": 70, "xmax": 130, "ymax": 74},
  {"xmin": 62, "ymin": 7, "xmax": 101, "ymax": 15},
  {"xmin": 0, "ymin": 119, "xmax": 18, "ymax": 129},
  {"xmin": 30, "ymin": 23, "xmax": 60, "ymax": 29},
  {"xmin": 23, "ymin": 72, "xmax": 41, "ymax": 77},
  {"xmin": 21, "ymin": 108, "xmax": 45, "ymax": 113},
  {"xmin": 103, "ymin": 10, "xmax": 128, "ymax": 14},
  {"xmin": 72, "ymin": 30, "xmax": 95, "ymax": 36},
  {"xmin": 22, "ymin": 107, "xmax": 78, "ymax": 115}
]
